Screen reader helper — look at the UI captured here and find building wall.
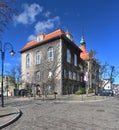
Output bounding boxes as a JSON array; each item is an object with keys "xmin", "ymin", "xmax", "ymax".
[
  {"xmin": 21, "ymin": 36, "xmax": 84, "ymax": 95},
  {"xmin": 21, "ymin": 39, "xmax": 62, "ymax": 94},
  {"xmin": 84, "ymin": 59, "xmax": 99, "ymax": 93},
  {"xmin": 0, "ymin": 76, "xmax": 15, "ymax": 96},
  {"xmin": 61, "ymin": 38, "xmax": 84, "ymax": 94}
]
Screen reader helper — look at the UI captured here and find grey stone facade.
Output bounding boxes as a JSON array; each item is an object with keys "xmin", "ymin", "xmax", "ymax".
[{"xmin": 20, "ymin": 30, "xmax": 84, "ymax": 95}]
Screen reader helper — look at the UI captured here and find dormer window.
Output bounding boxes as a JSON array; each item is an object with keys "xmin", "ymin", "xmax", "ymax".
[
  {"xmin": 65, "ymin": 32, "xmax": 73, "ymax": 41},
  {"xmin": 37, "ymin": 33, "xmax": 45, "ymax": 42}
]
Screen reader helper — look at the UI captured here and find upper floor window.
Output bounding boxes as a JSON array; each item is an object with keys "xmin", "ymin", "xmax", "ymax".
[
  {"xmin": 64, "ymin": 69, "xmax": 67, "ymax": 78},
  {"xmin": 36, "ymin": 51, "xmax": 41, "ymax": 65},
  {"xmin": 48, "ymin": 47, "xmax": 53, "ymax": 61},
  {"xmin": 74, "ymin": 54, "xmax": 77, "ymax": 66},
  {"xmin": 26, "ymin": 54, "xmax": 30, "ymax": 68},
  {"xmin": 67, "ymin": 49, "xmax": 71, "ymax": 63}
]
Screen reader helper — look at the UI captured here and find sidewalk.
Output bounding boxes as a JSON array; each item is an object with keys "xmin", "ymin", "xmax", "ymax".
[
  {"xmin": 0, "ymin": 94, "xmax": 112, "ymax": 129},
  {"xmin": 35, "ymin": 93, "xmax": 112, "ymax": 102},
  {"xmin": 0, "ymin": 106, "xmax": 22, "ymax": 129}
]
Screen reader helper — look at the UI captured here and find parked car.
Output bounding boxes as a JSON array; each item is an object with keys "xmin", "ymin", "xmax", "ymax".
[{"xmin": 97, "ymin": 90, "xmax": 114, "ymax": 96}]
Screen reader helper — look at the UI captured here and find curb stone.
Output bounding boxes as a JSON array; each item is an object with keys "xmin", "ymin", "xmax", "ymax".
[{"xmin": 0, "ymin": 107, "xmax": 22, "ymax": 129}]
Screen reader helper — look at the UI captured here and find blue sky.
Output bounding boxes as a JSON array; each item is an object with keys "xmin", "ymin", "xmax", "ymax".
[{"xmin": 1, "ymin": 0, "xmax": 119, "ymax": 83}]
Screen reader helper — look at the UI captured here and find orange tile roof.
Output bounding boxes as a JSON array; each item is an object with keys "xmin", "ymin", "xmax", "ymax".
[
  {"xmin": 22, "ymin": 40, "xmax": 37, "ymax": 50},
  {"xmin": 80, "ymin": 45, "xmax": 86, "ymax": 52},
  {"xmin": 80, "ymin": 52, "xmax": 90, "ymax": 60},
  {"xmin": 21, "ymin": 29, "xmax": 65, "ymax": 52},
  {"xmin": 80, "ymin": 45, "xmax": 91, "ymax": 60}
]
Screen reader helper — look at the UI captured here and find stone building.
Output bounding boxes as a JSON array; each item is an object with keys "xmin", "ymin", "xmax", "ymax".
[
  {"xmin": 79, "ymin": 35, "xmax": 99, "ymax": 93},
  {"xmin": 0, "ymin": 75, "xmax": 15, "ymax": 96},
  {"xmin": 20, "ymin": 29, "xmax": 85, "ymax": 95}
]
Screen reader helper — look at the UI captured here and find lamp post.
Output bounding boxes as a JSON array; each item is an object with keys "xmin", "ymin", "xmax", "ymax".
[{"xmin": 0, "ymin": 41, "xmax": 15, "ymax": 107}]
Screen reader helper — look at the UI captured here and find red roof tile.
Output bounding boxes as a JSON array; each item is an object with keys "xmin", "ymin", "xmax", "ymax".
[
  {"xmin": 80, "ymin": 45, "xmax": 91, "ymax": 60},
  {"xmin": 21, "ymin": 29, "xmax": 64, "ymax": 52}
]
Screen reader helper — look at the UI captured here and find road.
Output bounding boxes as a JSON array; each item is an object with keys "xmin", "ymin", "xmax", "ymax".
[{"xmin": 2, "ymin": 95, "xmax": 119, "ymax": 130}]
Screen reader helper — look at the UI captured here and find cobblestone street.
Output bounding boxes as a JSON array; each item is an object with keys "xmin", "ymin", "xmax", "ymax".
[{"xmin": 2, "ymin": 95, "xmax": 119, "ymax": 130}]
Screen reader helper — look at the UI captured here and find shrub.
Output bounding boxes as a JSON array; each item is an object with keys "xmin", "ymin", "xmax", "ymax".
[{"xmin": 75, "ymin": 88, "xmax": 86, "ymax": 95}]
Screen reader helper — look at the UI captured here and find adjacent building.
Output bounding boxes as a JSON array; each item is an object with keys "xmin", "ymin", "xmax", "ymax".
[{"xmin": 79, "ymin": 35, "xmax": 99, "ymax": 93}]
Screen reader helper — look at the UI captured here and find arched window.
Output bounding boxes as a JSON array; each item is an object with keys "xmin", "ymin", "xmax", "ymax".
[
  {"xmin": 36, "ymin": 51, "xmax": 41, "ymax": 65},
  {"xmin": 26, "ymin": 54, "xmax": 30, "ymax": 68},
  {"xmin": 48, "ymin": 47, "xmax": 53, "ymax": 61},
  {"xmin": 67, "ymin": 49, "xmax": 71, "ymax": 63}
]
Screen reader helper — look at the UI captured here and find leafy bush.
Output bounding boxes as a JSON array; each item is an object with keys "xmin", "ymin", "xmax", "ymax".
[{"xmin": 75, "ymin": 88, "xmax": 86, "ymax": 95}]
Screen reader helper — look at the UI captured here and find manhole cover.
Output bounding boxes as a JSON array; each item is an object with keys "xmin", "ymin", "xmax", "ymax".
[{"xmin": 96, "ymin": 109, "xmax": 105, "ymax": 112}]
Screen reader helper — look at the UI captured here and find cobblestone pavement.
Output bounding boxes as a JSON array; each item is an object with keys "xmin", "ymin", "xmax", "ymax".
[{"xmin": 2, "ymin": 95, "xmax": 119, "ymax": 130}]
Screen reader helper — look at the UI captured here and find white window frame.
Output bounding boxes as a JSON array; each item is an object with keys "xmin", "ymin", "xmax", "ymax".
[
  {"xmin": 36, "ymin": 71, "xmax": 40, "ymax": 80},
  {"xmin": 74, "ymin": 54, "xmax": 77, "ymax": 66},
  {"xmin": 36, "ymin": 51, "xmax": 41, "ymax": 65},
  {"xmin": 26, "ymin": 54, "xmax": 30, "ymax": 68},
  {"xmin": 67, "ymin": 49, "xmax": 71, "ymax": 63},
  {"xmin": 48, "ymin": 47, "xmax": 53, "ymax": 61}
]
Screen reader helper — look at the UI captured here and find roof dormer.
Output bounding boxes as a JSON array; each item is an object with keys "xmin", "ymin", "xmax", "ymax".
[
  {"xmin": 65, "ymin": 31, "xmax": 73, "ymax": 41},
  {"xmin": 37, "ymin": 33, "xmax": 45, "ymax": 42}
]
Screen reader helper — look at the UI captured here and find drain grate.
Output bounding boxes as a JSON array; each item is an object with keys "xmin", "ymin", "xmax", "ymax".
[{"xmin": 96, "ymin": 109, "xmax": 105, "ymax": 112}]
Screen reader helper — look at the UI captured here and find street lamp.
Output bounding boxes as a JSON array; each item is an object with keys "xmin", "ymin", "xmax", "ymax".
[{"xmin": 0, "ymin": 41, "xmax": 15, "ymax": 107}]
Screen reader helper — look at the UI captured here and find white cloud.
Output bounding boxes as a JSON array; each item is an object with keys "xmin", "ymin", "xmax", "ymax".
[
  {"xmin": 27, "ymin": 16, "xmax": 60, "ymax": 41},
  {"xmin": 13, "ymin": 3, "xmax": 43, "ymax": 25},
  {"xmin": 27, "ymin": 34, "xmax": 36, "ymax": 41},
  {"xmin": 35, "ymin": 16, "xmax": 60, "ymax": 34},
  {"xmin": 43, "ymin": 11, "xmax": 51, "ymax": 17}
]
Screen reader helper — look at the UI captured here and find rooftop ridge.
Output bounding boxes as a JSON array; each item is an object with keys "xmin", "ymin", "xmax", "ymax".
[{"xmin": 20, "ymin": 29, "xmax": 65, "ymax": 52}]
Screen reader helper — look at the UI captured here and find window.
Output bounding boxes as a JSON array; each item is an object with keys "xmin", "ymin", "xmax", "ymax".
[
  {"xmin": 64, "ymin": 69, "xmax": 67, "ymax": 78},
  {"xmin": 67, "ymin": 49, "xmax": 71, "ymax": 63},
  {"xmin": 48, "ymin": 71, "xmax": 53, "ymax": 79},
  {"xmin": 36, "ymin": 51, "xmax": 41, "ymax": 65},
  {"xmin": 26, "ymin": 54, "xmax": 30, "ymax": 68},
  {"xmin": 74, "ymin": 54, "xmax": 77, "ymax": 66},
  {"xmin": 27, "ymin": 72, "xmax": 30, "ymax": 81},
  {"xmin": 36, "ymin": 71, "xmax": 40, "ymax": 80},
  {"xmin": 69, "ymin": 71, "xmax": 72, "ymax": 79},
  {"xmin": 48, "ymin": 47, "xmax": 53, "ymax": 61},
  {"xmin": 73, "ymin": 72, "xmax": 76, "ymax": 80},
  {"xmin": 77, "ymin": 74, "xmax": 79, "ymax": 81}
]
